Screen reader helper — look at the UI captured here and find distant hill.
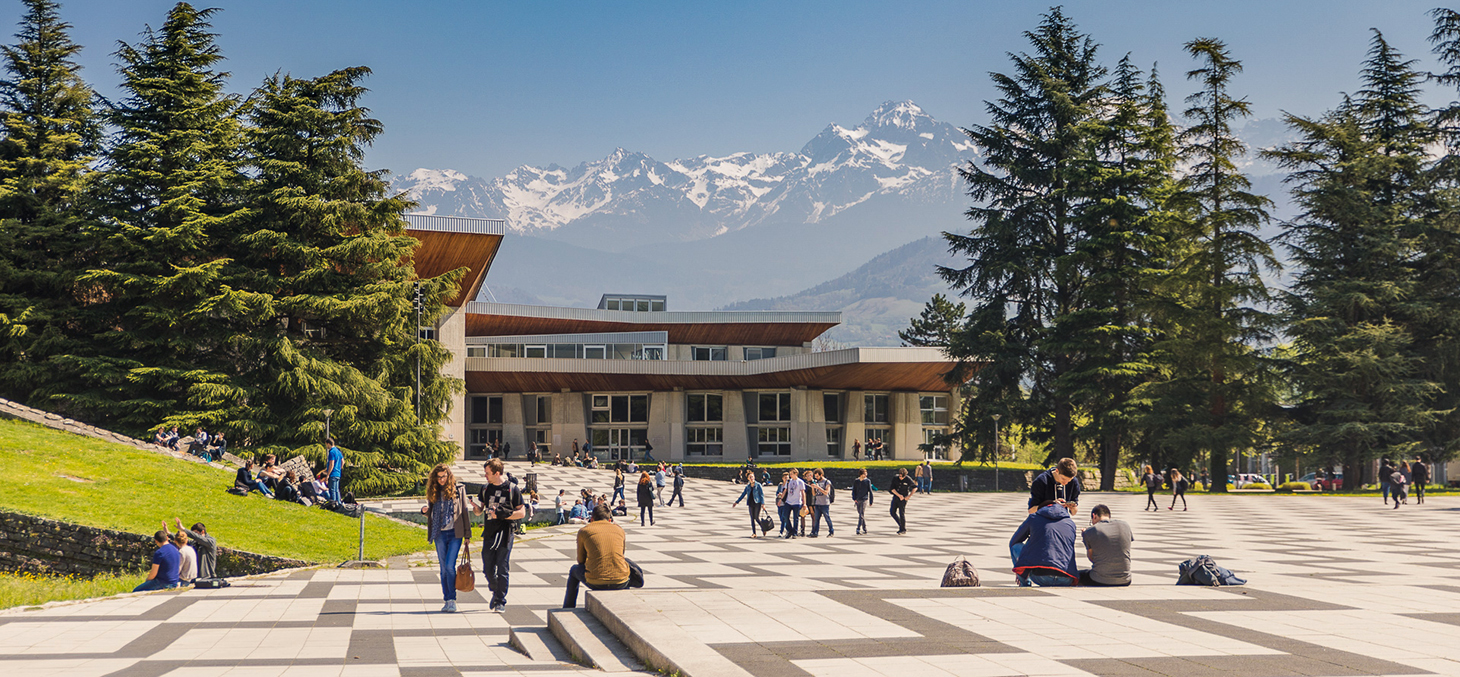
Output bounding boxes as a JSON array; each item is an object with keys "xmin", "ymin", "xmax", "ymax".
[{"xmin": 720, "ymin": 236, "xmax": 963, "ymax": 346}]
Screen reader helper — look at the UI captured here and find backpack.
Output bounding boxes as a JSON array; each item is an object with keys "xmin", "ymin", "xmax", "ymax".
[
  {"xmin": 1177, "ymin": 555, "xmax": 1247, "ymax": 586},
  {"xmin": 940, "ymin": 556, "xmax": 980, "ymax": 587},
  {"xmin": 827, "ymin": 483, "xmax": 836, "ymax": 504},
  {"xmin": 193, "ymin": 577, "xmax": 231, "ymax": 589},
  {"xmin": 227, "ymin": 486, "xmax": 248, "ymax": 496},
  {"xmin": 331, "ymin": 502, "xmax": 364, "ymax": 519}
]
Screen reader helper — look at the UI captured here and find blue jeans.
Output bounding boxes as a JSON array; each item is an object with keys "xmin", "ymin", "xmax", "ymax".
[
  {"xmin": 1010, "ymin": 542, "xmax": 1076, "ymax": 587},
  {"xmin": 247, "ymin": 479, "xmax": 273, "ymax": 498},
  {"xmin": 434, "ymin": 531, "xmax": 462, "ymax": 602},
  {"xmin": 132, "ymin": 579, "xmax": 179, "ymax": 592},
  {"xmin": 613, "ymin": 486, "xmax": 625, "ymax": 503},
  {"xmin": 1382, "ymin": 481, "xmax": 1390, "ymax": 502},
  {"xmin": 922, "ymin": 477, "xmax": 933, "ymax": 493},
  {"xmin": 811, "ymin": 504, "xmax": 833, "ymax": 536},
  {"xmin": 328, "ymin": 476, "xmax": 341, "ymax": 503},
  {"xmin": 562, "ymin": 563, "xmax": 632, "ymax": 608}
]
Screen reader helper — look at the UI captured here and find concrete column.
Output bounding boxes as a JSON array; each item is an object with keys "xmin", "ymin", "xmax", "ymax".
[
  {"xmin": 555, "ymin": 391, "xmax": 586, "ymax": 458},
  {"xmin": 649, "ymin": 391, "xmax": 674, "ymax": 460},
  {"xmin": 948, "ymin": 388, "xmax": 963, "ymax": 460},
  {"xmin": 846, "ymin": 391, "xmax": 866, "ymax": 455},
  {"xmin": 721, "ymin": 389, "xmax": 749, "ymax": 461},
  {"xmin": 667, "ymin": 389, "xmax": 685, "ymax": 461},
  {"xmin": 437, "ymin": 306, "xmax": 468, "ymax": 458},
  {"xmin": 502, "ymin": 394, "xmax": 526, "ymax": 459},
  {"xmin": 806, "ymin": 388, "xmax": 829, "ymax": 462},
  {"xmin": 892, "ymin": 392, "xmax": 921, "ymax": 461}
]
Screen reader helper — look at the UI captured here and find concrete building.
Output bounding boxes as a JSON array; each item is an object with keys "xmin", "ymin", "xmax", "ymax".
[{"xmin": 405, "ymin": 214, "xmax": 959, "ymax": 463}]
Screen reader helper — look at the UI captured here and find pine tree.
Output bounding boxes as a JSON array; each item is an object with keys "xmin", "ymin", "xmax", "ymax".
[
  {"xmin": 0, "ymin": 0, "xmax": 102, "ymax": 406},
  {"xmin": 899, "ymin": 293, "xmax": 965, "ymax": 347},
  {"xmin": 1270, "ymin": 31, "xmax": 1440, "ymax": 481},
  {"xmin": 1140, "ymin": 38, "xmax": 1278, "ymax": 491},
  {"xmin": 941, "ymin": 7, "xmax": 1106, "ymax": 464},
  {"xmin": 59, "ymin": 2, "xmax": 245, "ymax": 431},
  {"xmin": 225, "ymin": 66, "xmax": 463, "ymax": 494},
  {"xmin": 1417, "ymin": 9, "xmax": 1460, "ymax": 465}
]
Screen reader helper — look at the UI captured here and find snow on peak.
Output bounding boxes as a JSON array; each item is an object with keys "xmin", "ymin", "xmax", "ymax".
[
  {"xmin": 865, "ymin": 100, "xmax": 932, "ymax": 130},
  {"xmin": 404, "ymin": 167, "xmax": 468, "ymax": 192}
]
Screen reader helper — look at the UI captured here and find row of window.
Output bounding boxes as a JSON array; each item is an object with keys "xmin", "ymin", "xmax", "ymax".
[
  {"xmin": 692, "ymin": 346, "xmax": 778, "ymax": 361},
  {"xmin": 603, "ymin": 297, "xmax": 665, "ymax": 312},
  {"xmin": 471, "ymin": 392, "xmax": 950, "ymax": 426},
  {"xmin": 467, "ymin": 343, "xmax": 666, "ymax": 360},
  {"xmin": 470, "ymin": 421, "xmax": 940, "ymax": 459}
]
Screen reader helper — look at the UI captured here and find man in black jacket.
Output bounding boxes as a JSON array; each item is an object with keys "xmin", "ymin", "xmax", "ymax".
[
  {"xmin": 851, "ymin": 468, "xmax": 873, "ymax": 535},
  {"xmin": 1380, "ymin": 459, "xmax": 1395, "ymax": 505},
  {"xmin": 889, "ymin": 468, "xmax": 915, "ymax": 535},
  {"xmin": 1411, "ymin": 459, "xmax": 1429, "ymax": 505},
  {"xmin": 1028, "ymin": 458, "xmax": 1080, "ymax": 516}
]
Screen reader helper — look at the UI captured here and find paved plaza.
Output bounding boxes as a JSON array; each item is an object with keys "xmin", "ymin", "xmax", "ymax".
[{"xmin": 3, "ymin": 462, "xmax": 1459, "ymax": 676}]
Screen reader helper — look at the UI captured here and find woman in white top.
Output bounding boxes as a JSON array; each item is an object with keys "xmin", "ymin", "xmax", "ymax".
[{"xmin": 172, "ymin": 527, "xmax": 198, "ymax": 582}]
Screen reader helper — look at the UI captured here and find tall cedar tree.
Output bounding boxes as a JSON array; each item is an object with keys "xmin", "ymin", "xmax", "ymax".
[
  {"xmin": 941, "ymin": 7, "xmax": 1105, "ymax": 465},
  {"xmin": 899, "ymin": 293, "xmax": 965, "ymax": 347},
  {"xmin": 0, "ymin": 0, "xmax": 102, "ymax": 406},
  {"xmin": 1419, "ymin": 9, "xmax": 1460, "ymax": 464},
  {"xmin": 63, "ymin": 2, "xmax": 245, "ymax": 432},
  {"xmin": 231, "ymin": 67, "xmax": 462, "ymax": 494},
  {"xmin": 1141, "ymin": 39, "xmax": 1278, "ymax": 490},
  {"xmin": 1063, "ymin": 57, "xmax": 1178, "ymax": 489},
  {"xmin": 1269, "ymin": 32, "xmax": 1440, "ymax": 480}
]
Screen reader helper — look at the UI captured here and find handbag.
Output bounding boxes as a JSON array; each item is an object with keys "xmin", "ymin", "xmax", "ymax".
[
  {"xmin": 940, "ymin": 555, "xmax": 980, "ymax": 587},
  {"xmin": 758, "ymin": 509, "xmax": 775, "ymax": 534},
  {"xmin": 456, "ymin": 540, "xmax": 476, "ymax": 592}
]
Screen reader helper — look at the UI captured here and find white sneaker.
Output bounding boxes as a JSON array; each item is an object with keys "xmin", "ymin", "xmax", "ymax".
[{"xmin": 444, "ymin": 600, "xmax": 457, "ymax": 613}]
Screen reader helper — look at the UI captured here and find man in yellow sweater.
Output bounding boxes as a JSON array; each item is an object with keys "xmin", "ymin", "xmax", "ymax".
[{"xmin": 563, "ymin": 505, "xmax": 638, "ymax": 608}]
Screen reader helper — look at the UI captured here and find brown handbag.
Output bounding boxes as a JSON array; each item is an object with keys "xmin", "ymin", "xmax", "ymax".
[{"xmin": 456, "ymin": 539, "xmax": 475, "ymax": 592}]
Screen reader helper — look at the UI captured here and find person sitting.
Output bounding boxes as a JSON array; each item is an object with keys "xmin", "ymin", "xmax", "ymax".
[
  {"xmin": 563, "ymin": 505, "xmax": 640, "ymax": 608},
  {"xmin": 175, "ymin": 518, "xmax": 217, "ymax": 580},
  {"xmin": 153, "ymin": 427, "xmax": 169, "ymax": 447},
  {"xmin": 132, "ymin": 530, "xmax": 182, "ymax": 592},
  {"xmin": 1027, "ymin": 457, "xmax": 1081, "ymax": 516},
  {"xmin": 275, "ymin": 471, "xmax": 305, "ymax": 505},
  {"xmin": 234, "ymin": 461, "xmax": 274, "ymax": 497},
  {"xmin": 257, "ymin": 455, "xmax": 284, "ymax": 491},
  {"xmin": 569, "ymin": 500, "xmax": 588, "ymax": 524},
  {"xmin": 298, "ymin": 472, "xmax": 322, "ymax": 505},
  {"xmin": 207, "ymin": 432, "xmax": 226, "ymax": 461},
  {"xmin": 171, "ymin": 527, "xmax": 197, "ymax": 584},
  {"xmin": 611, "ymin": 499, "xmax": 628, "ymax": 517},
  {"xmin": 1079, "ymin": 504, "xmax": 1132, "ymax": 587},
  {"xmin": 1010, "ymin": 501, "xmax": 1078, "ymax": 587}
]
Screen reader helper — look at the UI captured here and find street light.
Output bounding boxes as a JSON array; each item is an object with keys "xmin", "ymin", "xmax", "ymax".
[
  {"xmin": 323, "ymin": 409, "xmax": 334, "ymax": 439},
  {"xmin": 992, "ymin": 414, "xmax": 1002, "ymax": 492}
]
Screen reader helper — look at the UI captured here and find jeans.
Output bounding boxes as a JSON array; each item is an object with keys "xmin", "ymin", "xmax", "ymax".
[
  {"xmin": 890, "ymin": 499, "xmax": 907, "ymax": 532},
  {"xmin": 132, "ymin": 579, "xmax": 179, "ymax": 592},
  {"xmin": 922, "ymin": 477, "xmax": 933, "ymax": 493},
  {"xmin": 811, "ymin": 504, "xmax": 833, "ymax": 536},
  {"xmin": 556, "ymin": 509, "xmax": 566, "ymax": 525},
  {"xmin": 777, "ymin": 504, "xmax": 791, "ymax": 535},
  {"xmin": 246, "ymin": 479, "xmax": 274, "ymax": 498},
  {"xmin": 855, "ymin": 500, "xmax": 868, "ymax": 532},
  {"xmin": 1010, "ymin": 542, "xmax": 1076, "ymax": 587},
  {"xmin": 562, "ymin": 563, "xmax": 632, "ymax": 608},
  {"xmin": 655, "ymin": 485, "xmax": 665, "ymax": 505},
  {"xmin": 482, "ymin": 537, "xmax": 513, "ymax": 605},
  {"xmin": 434, "ymin": 530, "xmax": 462, "ymax": 602},
  {"xmin": 328, "ymin": 476, "xmax": 341, "ymax": 503},
  {"xmin": 783, "ymin": 505, "xmax": 802, "ymax": 536},
  {"xmin": 747, "ymin": 501, "xmax": 763, "ymax": 535},
  {"xmin": 613, "ymin": 486, "xmax": 625, "ymax": 503},
  {"xmin": 668, "ymin": 485, "xmax": 684, "ymax": 507}
]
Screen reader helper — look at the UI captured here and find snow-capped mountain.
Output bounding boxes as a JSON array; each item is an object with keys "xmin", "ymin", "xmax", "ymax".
[{"xmin": 394, "ymin": 101, "xmax": 977, "ymax": 251}]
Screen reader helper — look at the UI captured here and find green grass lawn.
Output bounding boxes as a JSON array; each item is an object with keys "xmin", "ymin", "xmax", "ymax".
[
  {"xmin": 0, "ymin": 571, "xmax": 142, "ymax": 610},
  {"xmin": 0, "ymin": 418, "xmax": 428, "ymax": 564},
  {"xmin": 682, "ymin": 459, "xmax": 1046, "ymax": 471}
]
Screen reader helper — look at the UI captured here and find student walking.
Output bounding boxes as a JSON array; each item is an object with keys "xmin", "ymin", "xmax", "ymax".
[
  {"xmin": 1169, "ymin": 468, "xmax": 1188, "ymax": 511},
  {"xmin": 1392, "ymin": 463, "xmax": 1410, "ymax": 509},
  {"xmin": 613, "ymin": 469, "xmax": 626, "ymax": 504},
  {"xmin": 921, "ymin": 460, "xmax": 934, "ymax": 493},
  {"xmin": 555, "ymin": 489, "xmax": 567, "ymax": 525},
  {"xmin": 851, "ymin": 468, "xmax": 873, "ymax": 534},
  {"xmin": 474, "ymin": 459, "xmax": 524, "ymax": 613},
  {"xmin": 1380, "ymin": 458, "xmax": 1395, "ymax": 505},
  {"xmin": 1142, "ymin": 465, "xmax": 1161, "ymax": 511},
  {"xmin": 889, "ymin": 468, "xmax": 914, "ymax": 535},
  {"xmin": 669, "ymin": 469, "xmax": 685, "ymax": 507},
  {"xmin": 799, "ymin": 470, "xmax": 814, "ymax": 537},
  {"xmin": 421, "ymin": 464, "xmax": 471, "ymax": 613},
  {"xmin": 780, "ymin": 471, "xmax": 806, "ymax": 539},
  {"xmin": 636, "ymin": 471, "xmax": 656, "ymax": 526},
  {"xmin": 1412, "ymin": 459, "xmax": 1429, "ymax": 504},
  {"xmin": 732, "ymin": 478, "xmax": 766, "ymax": 538},
  {"xmin": 914, "ymin": 463, "xmax": 924, "ymax": 494},
  {"xmin": 809, "ymin": 469, "xmax": 834, "ymax": 537},
  {"xmin": 852, "ymin": 439, "xmax": 861, "ymax": 461},
  {"xmin": 654, "ymin": 464, "xmax": 668, "ymax": 506}
]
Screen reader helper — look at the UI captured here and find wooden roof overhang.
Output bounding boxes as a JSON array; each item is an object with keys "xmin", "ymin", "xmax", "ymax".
[
  {"xmin": 404, "ymin": 215, "xmax": 505, "ymax": 307},
  {"xmin": 464, "ymin": 302, "xmax": 841, "ymax": 346}
]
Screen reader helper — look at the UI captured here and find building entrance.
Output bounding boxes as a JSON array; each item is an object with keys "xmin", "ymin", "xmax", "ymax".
[{"xmin": 591, "ymin": 428, "xmax": 647, "ymax": 461}]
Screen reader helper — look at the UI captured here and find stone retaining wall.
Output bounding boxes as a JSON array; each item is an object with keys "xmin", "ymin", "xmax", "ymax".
[{"xmin": 0, "ymin": 510, "xmax": 310, "ymax": 577}]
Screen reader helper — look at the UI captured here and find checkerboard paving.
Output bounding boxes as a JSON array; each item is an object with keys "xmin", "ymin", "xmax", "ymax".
[{"xmin": 4, "ymin": 460, "xmax": 1459, "ymax": 676}]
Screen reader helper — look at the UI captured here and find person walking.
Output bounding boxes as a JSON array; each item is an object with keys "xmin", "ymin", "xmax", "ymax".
[
  {"xmin": 1380, "ymin": 458, "xmax": 1395, "ymax": 505},
  {"xmin": 922, "ymin": 460, "xmax": 934, "ymax": 493},
  {"xmin": 421, "ymin": 464, "xmax": 471, "ymax": 612},
  {"xmin": 732, "ymin": 477, "xmax": 766, "ymax": 538},
  {"xmin": 325, "ymin": 437, "xmax": 344, "ymax": 503},
  {"xmin": 613, "ymin": 468, "xmax": 626, "ymax": 504},
  {"xmin": 851, "ymin": 468, "xmax": 873, "ymax": 534},
  {"xmin": 780, "ymin": 470, "xmax": 806, "ymax": 539},
  {"xmin": 799, "ymin": 470, "xmax": 814, "ymax": 537},
  {"xmin": 1390, "ymin": 463, "xmax": 1409, "ymax": 510},
  {"xmin": 668, "ymin": 468, "xmax": 685, "ymax": 507},
  {"xmin": 1169, "ymin": 468, "xmax": 1188, "ymax": 511},
  {"xmin": 1412, "ymin": 458, "xmax": 1429, "ymax": 505},
  {"xmin": 809, "ymin": 469, "xmax": 834, "ymax": 537},
  {"xmin": 889, "ymin": 468, "xmax": 914, "ymax": 535},
  {"xmin": 636, "ymin": 471, "xmax": 656, "ymax": 526},
  {"xmin": 913, "ymin": 463, "xmax": 925, "ymax": 495},
  {"xmin": 473, "ymin": 459, "xmax": 524, "ymax": 613},
  {"xmin": 852, "ymin": 439, "xmax": 861, "ymax": 461},
  {"xmin": 654, "ymin": 464, "xmax": 668, "ymax": 506},
  {"xmin": 1142, "ymin": 465, "xmax": 1160, "ymax": 511},
  {"xmin": 555, "ymin": 489, "xmax": 567, "ymax": 525}
]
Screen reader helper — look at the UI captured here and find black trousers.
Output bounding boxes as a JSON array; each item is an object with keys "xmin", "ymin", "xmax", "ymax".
[
  {"xmin": 1078, "ymin": 569, "xmax": 1131, "ymax": 587},
  {"xmin": 669, "ymin": 485, "xmax": 684, "ymax": 507},
  {"xmin": 482, "ymin": 532, "xmax": 514, "ymax": 605},
  {"xmin": 890, "ymin": 498, "xmax": 907, "ymax": 532},
  {"xmin": 640, "ymin": 505, "xmax": 653, "ymax": 525},
  {"xmin": 1145, "ymin": 488, "xmax": 1158, "ymax": 509},
  {"xmin": 747, "ymin": 501, "xmax": 763, "ymax": 535}
]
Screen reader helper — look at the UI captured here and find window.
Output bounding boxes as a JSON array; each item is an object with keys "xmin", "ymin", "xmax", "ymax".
[
  {"xmin": 467, "ymin": 347, "xmax": 486, "ymax": 357},
  {"xmin": 686, "ymin": 427, "xmax": 723, "ymax": 456},
  {"xmin": 552, "ymin": 344, "xmax": 577, "ymax": 358},
  {"xmin": 757, "ymin": 427, "xmax": 791, "ymax": 456},
  {"xmin": 591, "ymin": 394, "xmax": 649, "ymax": 424},
  {"xmin": 864, "ymin": 394, "xmax": 889, "ymax": 423},
  {"xmin": 651, "ymin": 300, "xmax": 665, "ymax": 312},
  {"xmin": 687, "ymin": 393, "xmax": 723, "ymax": 422},
  {"xmin": 823, "ymin": 393, "xmax": 841, "ymax": 423},
  {"xmin": 637, "ymin": 299, "xmax": 650, "ymax": 312},
  {"xmin": 530, "ymin": 428, "xmax": 550, "ymax": 453},
  {"xmin": 471, "ymin": 396, "xmax": 503, "ymax": 425},
  {"xmin": 693, "ymin": 346, "xmax": 727, "ymax": 361},
  {"xmin": 866, "ymin": 428, "xmax": 892, "ymax": 457},
  {"xmin": 743, "ymin": 346, "xmax": 777, "ymax": 361},
  {"xmin": 525, "ymin": 345, "xmax": 546, "ymax": 358},
  {"xmin": 536, "ymin": 396, "xmax": 552, "ymax": 424},
  {"xmin": 923, "ymin": 428, "xmax": 948, "ymax": 460},
  {"xmin": 468, "ymin": 428, "xmax": 502, "ymax": 458},
  {"xmin": 418, "ymin": 327, "xmax": 437, "ymax": 341},
  {"xmin": 826, "ymin": 427, "xmax": 842, "ymax": 457},
  {"xmin": 606, "ymin": 299, "xmax": 620, "ymax": 310},
  {"xmin": 759, "ymin": 392, "xmax": 791, "ymax": 422},
  {"xmin": 585, "ymin": 345, "xmax": 606, "ymax": 359},
  {"xmin": 920, "ymin": 395, "xmax": 949, "ymax": 425}
]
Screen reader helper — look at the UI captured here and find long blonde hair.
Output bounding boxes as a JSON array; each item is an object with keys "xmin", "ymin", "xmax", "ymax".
[{"xmin": 426, "ymin": 464, "xmax": 457, "ymax": 503}]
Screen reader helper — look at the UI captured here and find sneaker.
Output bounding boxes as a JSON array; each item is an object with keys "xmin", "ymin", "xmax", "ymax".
[
  {"xmin": 491, "ymin": 601, "xmax": 505, "ymax": 612},
  {"xmin": 444, "ymin": 600, "xmax": 457, "ymax": 613},
  {"xmin": 440, "ymin": 602, "xmax": 451, "ymax": 613}
]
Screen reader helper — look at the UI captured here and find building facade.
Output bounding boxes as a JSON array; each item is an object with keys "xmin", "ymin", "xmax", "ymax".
[{"xmin": 405, "ymin": 214, "xmax": 959, "ymax": 463}]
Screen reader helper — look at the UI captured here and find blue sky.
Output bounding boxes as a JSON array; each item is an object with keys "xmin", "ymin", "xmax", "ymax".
[{"xmin": 2, "ymin": 0, "xmax": 1453, "ymax": 177}]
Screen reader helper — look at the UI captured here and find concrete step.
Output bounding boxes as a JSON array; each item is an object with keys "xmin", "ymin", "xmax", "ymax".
[
  {"xmin": 507, "ymin": 624, "xmax": 576, "ymax": 664},
  {"xmin": 547, "ymin": 608, "xmax": 644, "ymax": 672}
]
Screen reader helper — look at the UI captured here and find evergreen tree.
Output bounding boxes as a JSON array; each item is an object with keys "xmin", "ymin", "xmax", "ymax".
[
  {"xmin": 0, "ymin": 0, "xmax": 101, "ymax": 405},
  {"xmin": 941, "ymin": 7, "xmax": 1106, "ymax": 464},
  {"xmin": 899, "ymin": 293, "xmax": 965, "ymax": 347},
  {"xmin": 62, "ymin": 2, "xmax": 244, "ymax": 430},
  {"xmin": 1140, "ymin": 38, "xmax": 1278, "ymax": 491},
  {"xmin": 1270, "ymin": 32, "xmax": 1440, "ymax": 480},
  {"xmin": 226, "ymin": 66, "xmax": 462, "ymax": 494},
  {"xmin": 1418, "ymin": 8, "xmax": 1460, "ymax": 464}
]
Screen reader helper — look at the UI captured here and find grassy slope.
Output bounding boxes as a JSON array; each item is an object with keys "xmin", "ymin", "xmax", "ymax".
[
  {"xmin": 0, "ymin": 418, "xmax": 427, "ymax": 563},
  {"xmin": 0, "ymin": 572, "xmax": 140, "ymax": 610}
]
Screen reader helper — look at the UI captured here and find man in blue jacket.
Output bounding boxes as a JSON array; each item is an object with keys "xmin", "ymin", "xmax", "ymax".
[{"xmin": 1010, "ymin": 502, "xmax": 1078, "ymax": 587}]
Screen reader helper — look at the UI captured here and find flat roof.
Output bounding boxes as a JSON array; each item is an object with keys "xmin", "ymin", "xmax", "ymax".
[{"xmin": 464, "ymin": 302, "xmax": 841, "ymax": 346}]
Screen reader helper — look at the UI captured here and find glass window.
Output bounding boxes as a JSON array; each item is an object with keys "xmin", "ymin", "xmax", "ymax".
[
  {"xmin": 584, "ymin": 345, "xmax": 606, "ymax": 359},
  {"xmin": 758, "ymin": 392, "xmax": 791, "ymax": 422},
  {"xmin": 651, "ymin": 300, "xmax": 665, "ymax": 312},
  {"xmin": 864, "ymin": 394, "xmax": 889, "ymax": 423},
  {"xmin": 686, "ymin": 427, "xmax": 723, "ymax": 456},
  {"xmin": 593, "ymin": 394, "xmax": 649, "ymax": 424},
  {"xmin": 470, "ymin": 396, "xmax": 495, "ymax": 424},
  {"xmin": 629, "ymin": 395, "xmax": 648, "ymax": 423},
  {"xmin": 757, "ymin": 427, "xmax": 791, "ymax": 456},
  {"xmin": 611, "ymin": 395, "xmax": 629, "ymax": 423},
  {"xmin": 536, "ymin": 396, "xmax": 552, "ymax": 424},
  {"xmin": 525, "ymin": 345, "xmax": 546, "ymax": 358},
  {"xmin": 743, "ymin": 347, "xmax": 777, "ymax": 361},
  {"xmin": 552, "ymin": 344, "xmax": 576, "ymax": 358},
  {"xmin": 826, "ymin": 427, "xmax": 842, "ymax": 457},
  {"xmin": 920, "ymin": 395, "xmax": 949, "ymax": 425},
  {"xmin": 467, "ymin": 347, "xmax": 486, "ymax": 357},
  {"xmin": 923, "ymin": 428, "xmax": 948, "ymax": 460},
  {"xmin": 687, "ymin": 393, "xmax": 723, "ymax": 423},
  {"xmin": 418, "ymin": 327, "xmax": 437, "ymax": 341},
  {"xmin": 607, "ymin": 299, "xmax": 620, "ymax": 310},
  {"xmin": 637, "ymin": 300, "xmax": 650, "ymax": 312},
  {"xmin": 693, "ymin": 346, "xmax": 727, "ymax": 361},
  {"xmin": 823, "ymin": 393, "xmax": 841, "ymax": 423},
  {"xmin": 488, "ymin": 397, "xmax": 503, "ymax": 424},
  {"xmin": 593, "ymin": 395, "xmax": 609, "ymax": 408}
]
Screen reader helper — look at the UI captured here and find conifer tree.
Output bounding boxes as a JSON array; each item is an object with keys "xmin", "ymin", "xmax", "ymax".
[
  {"xmin": 0, "ymin": 0, "xmax": 101, "ymax": 405},
  {"xmin": 899, "ymin": 293, "xmax": 965, "ymax": 347},
  {"xmin": 1140, "ymin": 38, "xmax": 1278, "ymax": 491},
  {"xmin": 226, "ymin": 66, "xmax": 462, "ymax": 494},
  {"xmin": 1417, "ymin": 8, "xmax": 1460, "ymax": 464},
  {"xmin": 941, "ymin": 7, "xmax": 1106, "ymax": 464},
  {"xmin": 1270, "ymin": 32, "xmax": 1439, "ymax": 480}
]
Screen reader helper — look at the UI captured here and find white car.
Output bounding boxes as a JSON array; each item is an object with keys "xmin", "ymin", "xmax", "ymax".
[{"xmin": 1230, "ymin": 473, "xmax": 1266, "ymax": 488}]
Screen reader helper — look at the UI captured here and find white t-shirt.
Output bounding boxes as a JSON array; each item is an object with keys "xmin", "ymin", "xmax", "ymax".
[{"xmin": 177, "ymin": 544, "xmax": 198, "ymax": 581}]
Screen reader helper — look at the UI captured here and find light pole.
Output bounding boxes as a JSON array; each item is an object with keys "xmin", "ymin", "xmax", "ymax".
[
  {"xmin": 992, "ymin": 414, "xmax": 1001, "ymax": 492},
  {"xmin": 414, "ymin": 282, "xmax": 423, "ymax": 425},
  {"xmin": 323, "ymin": 409, "xmax": 334, "ymax": 439}
]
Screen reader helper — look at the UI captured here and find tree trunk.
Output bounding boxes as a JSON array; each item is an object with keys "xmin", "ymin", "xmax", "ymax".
[{"xmin": 1101, "ymin": 432, "xmax": 1119, "ymax": 491}]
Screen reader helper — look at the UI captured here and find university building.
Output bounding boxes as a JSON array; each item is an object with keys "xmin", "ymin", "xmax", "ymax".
[{"xmin": 406, "ymin": 214, "xmax": 960, "ymax": 463}]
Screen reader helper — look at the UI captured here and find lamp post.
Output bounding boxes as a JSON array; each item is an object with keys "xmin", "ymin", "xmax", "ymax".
[
  {"xmin": 992, "ymin": 414, "xmax": 1002, "ymax": 492},
  {"xmin": 414, "ymin": 282, "xmax": 423, "ymax": 425},
  {"xmin": 322, "ymin": 409, "xmax": 334, "ymax": 439}
]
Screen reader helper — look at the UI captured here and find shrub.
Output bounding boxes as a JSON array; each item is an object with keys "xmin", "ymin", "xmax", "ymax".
[
  {"xmin": 1244, "ymin": 482, "xmax": 1273, "ymax": 490},
  {"xmin": 1278, "ymin": 481, "xmax": 1311, "ymax": 491}
]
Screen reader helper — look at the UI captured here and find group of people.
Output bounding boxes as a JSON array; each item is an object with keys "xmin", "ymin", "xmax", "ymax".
[
  {"xmin": 731, "ymin": 465, "xmax": 920, "ymax": 538},
  {"xmin": 1141, "ymin": 465, "xmax": 1190, "ymax": 511},
  {"xmin": 132, "ymin": 519, "xmax": 218, "ymax": 592},
  {"xmin": 849, "ymin": 437, "xmax": 888, "ymax": 461},
  {"xmin": 231, "ymin": 439, "xmax": 345, "ymax": 506},
  {"xmin": 1380, "ymin": 458, "xmax": 1430, "ymax": 508},
  {"xmin": 1010, "ymin": 457, "xmax": 1134, "ymax": 587},
  {"xmin": 153, "ymin": 426, "xmax": 227, "ymax": 461}
]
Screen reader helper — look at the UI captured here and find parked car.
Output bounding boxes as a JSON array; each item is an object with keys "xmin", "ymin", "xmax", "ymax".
[
  {"xmin": 1228, "ymin": 473, "xmax": 1267, "ymax": 488},
  {"xmin": 1299, "ymin": 472, "xmax": 1344, "ymax": 491}
]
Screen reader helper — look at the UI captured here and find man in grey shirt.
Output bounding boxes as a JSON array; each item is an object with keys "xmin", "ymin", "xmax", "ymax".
[
  {"xmin": 176, "ymin": 518, "xmax": 218, "ymax": 579},
  {"xmin": 809, "ymin": 469, "xmax": 834, "ymax": 537},
  {"xmin": 1079, "ymin": 504, "xmax": 1131, "ymax": 586}
]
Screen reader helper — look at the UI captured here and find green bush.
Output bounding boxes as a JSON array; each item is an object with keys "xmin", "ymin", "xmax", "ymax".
[
  {"xmin": 1244, "ymin": 482, "xmax": 1273, "ymax": 490},
  {"xmin": 1278, "ymin": 481, "xmax": 1311, "ymax": 491}
]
